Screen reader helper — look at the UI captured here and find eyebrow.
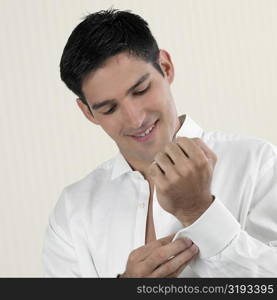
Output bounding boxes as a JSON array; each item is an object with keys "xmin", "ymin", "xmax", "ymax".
[{"xmin": 91, "ymin": 72, "xmax": 150, "ymax": 111}]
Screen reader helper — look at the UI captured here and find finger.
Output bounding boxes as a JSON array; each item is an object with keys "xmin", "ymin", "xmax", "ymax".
[
  {"xmin": 166, "ymin": 261, "xmax": 188, "ymax": 278},
  {"xmin": 192, "ymin": 138, "xmax": 217, "ymax": 168},
  {"xmin": 166, "ymin": 248, "xmax": 198, "ymax": 278},
  {"xmin": 164, "ymin": 142, "xmax": 188, "ymax": 164},
  {"xmin": 148, "ymin": 162, "xmax": 167, "ymax": 188},
  {"xmin": 131, "ymin": 234, "xmax": 175, "ymax": 261},
  {"xmin": 149, "ymin": 243, "xmax": 199, "ymax": 278},
  {"xmin": 143, "ymin": 237, "xmax": 193, "ymax": 272},
  {"xmin": 154, "ymin": 152, "xmax": 177, "ymax": 179},
  {"xmin": 157, "ymin": 233, "xmax": 176, "ymax": 244},
  {"xmin": 176, "ymin": 137, "xmax": 205, "ymax": 162}
]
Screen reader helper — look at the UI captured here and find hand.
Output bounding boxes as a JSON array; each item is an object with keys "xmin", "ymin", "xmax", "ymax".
[
  {"xmin": 148, "ymin": 137, "xmax": 217, "ymax": 226},
  {"xmin": 119, "ymin": 234, "xmax": 198, "ymax": 278}
]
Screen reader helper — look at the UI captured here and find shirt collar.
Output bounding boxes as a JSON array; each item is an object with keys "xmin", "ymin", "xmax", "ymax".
[
  {"xmin": 111, "ymin": 115, "xmax": 204, "ymax": 180},
  {"xmin": 176, "ymin": 114, "xmax": 204, "ymax": 139},
  {"xmin": 111, "ymin": 150, "xmax": 133, "ymax": 180}
]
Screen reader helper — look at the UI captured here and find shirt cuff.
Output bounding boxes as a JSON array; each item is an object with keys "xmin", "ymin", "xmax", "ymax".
[{"xmin": 172, "ymin": 198, "xmax": 241, "ymax": 259}]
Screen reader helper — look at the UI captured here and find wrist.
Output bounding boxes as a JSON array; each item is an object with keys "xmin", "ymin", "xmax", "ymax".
[{"xmin": 176, "ymin": 195, "xmax": 215, "ymax": 227}]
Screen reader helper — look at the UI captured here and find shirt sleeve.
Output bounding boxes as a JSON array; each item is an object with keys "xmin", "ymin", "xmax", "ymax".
[
  {"xmin": 173, "ymin": 157, "xmax": 277, "ymax": 277},
  {"xmin": 42, "ymin": 189, "xmax": 81, "ymax": 277}
]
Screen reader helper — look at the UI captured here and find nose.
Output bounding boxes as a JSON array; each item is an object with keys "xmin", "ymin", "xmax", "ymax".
[{"xmin": 121, "ymin": 100, "xmax": 145, "ymax": 130}]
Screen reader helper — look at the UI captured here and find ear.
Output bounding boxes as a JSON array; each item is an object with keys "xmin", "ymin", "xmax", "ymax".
[
  {"xmin": 158, "ymin": 49, "xmax": 175, "ymax": 84},
  {"xmin": 76, "ymin": 99, "xmax": 100, "ymax": 125}
]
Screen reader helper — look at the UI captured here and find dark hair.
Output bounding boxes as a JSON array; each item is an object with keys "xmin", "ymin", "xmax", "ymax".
[{"xmin": 60, "ymin": 8, "xmax": 164, "ymax": 113}]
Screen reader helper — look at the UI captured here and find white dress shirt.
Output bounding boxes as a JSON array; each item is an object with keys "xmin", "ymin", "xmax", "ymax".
[{"xmin": 42, "ymin": 115, "xmax": 277, "ymax": 277}]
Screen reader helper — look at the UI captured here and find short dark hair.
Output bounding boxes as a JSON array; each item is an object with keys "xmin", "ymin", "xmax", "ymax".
[{"xmin": 60, "ymin": 8, "xmax": 164, "ymax": 112}]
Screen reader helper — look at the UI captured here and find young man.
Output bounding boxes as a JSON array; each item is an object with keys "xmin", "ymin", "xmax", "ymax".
[{"xmin": 43, "ymin": 9, "xmax": 277, "ymax": 277}]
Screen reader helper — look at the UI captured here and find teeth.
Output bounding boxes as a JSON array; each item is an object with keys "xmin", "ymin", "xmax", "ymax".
[{"xmin": 134, "ymin": 125, "xmax": 154, "ymax": 137}]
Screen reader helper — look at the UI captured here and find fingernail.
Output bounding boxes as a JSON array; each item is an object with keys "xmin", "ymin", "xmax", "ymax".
[{"xmin": 190, "ymin": 244, "xmax": 199, "ymax": 253}]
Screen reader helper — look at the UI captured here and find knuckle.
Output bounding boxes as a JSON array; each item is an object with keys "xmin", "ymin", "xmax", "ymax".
[
  {"xmin": 155, "ymin": 248, "xmax": 167, "ymax": 261},
  {"xmin": 196, "ymin": 157, "xmax": 209, "ymax": 169},
  {"xmin": 157, "ymin": 239, "xmax": 167, "ymax": 247},
  {"xmin": 180, "ymin": 163, "xmax": 194, "ymax": 175},
  {"xmin": 192, "ymin": 137, "xmax": 201, "ymax": 143},
  {"xmin": 177, "ymin": 238, "xmax": 190, "ymax": 249},
  {"xmin": 155, "ymin": 152, "xmax": 164, "ymax": 161},
  {"xmin": 128, "ymin": 251, "xmax": 137, "ymax": 264},
  {"xmin": 191, "ymin": 138, "xmax": 201, "ymax": 147}
]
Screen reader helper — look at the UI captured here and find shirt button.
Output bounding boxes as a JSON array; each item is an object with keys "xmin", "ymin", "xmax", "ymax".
[{"xmin": 138, "ymin": 203, "xmax": 145, "ymax": 209}]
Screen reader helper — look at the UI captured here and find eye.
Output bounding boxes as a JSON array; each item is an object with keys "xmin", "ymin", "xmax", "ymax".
[
  {"xmin": 133, "ymin": 83, "xmax": 151, "ymax": 96},
  {"xmin": 103, "ymin": 105, "xmax": 117, "ymax": 115}
]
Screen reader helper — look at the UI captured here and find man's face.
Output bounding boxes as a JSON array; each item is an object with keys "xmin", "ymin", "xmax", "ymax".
[{"xmin": 78, "ymin": 50, "xmax": 179, "ymax": 165}]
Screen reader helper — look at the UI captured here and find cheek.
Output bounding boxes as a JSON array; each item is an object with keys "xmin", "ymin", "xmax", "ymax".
[
  {"xmin": 100, "ymin": 119, "xmax": 120, "ymax": 138},
  {"xmin": 153, "ymin": 82, "xmax": 172, "ymax": 105},
  {"xmin": 147, "ymin": 88, "xmax": 168, "ymax": 109}
]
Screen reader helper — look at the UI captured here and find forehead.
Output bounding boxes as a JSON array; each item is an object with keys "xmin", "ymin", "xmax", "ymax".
[{"xmin": 81, "ymin": 53, "xmax": 154, "ymax": 103}]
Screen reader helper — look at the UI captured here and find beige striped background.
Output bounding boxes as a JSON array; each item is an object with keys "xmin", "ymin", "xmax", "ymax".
[{"xmin": 0, "ymin": 0, "xmax": 276, "ymax": 276}]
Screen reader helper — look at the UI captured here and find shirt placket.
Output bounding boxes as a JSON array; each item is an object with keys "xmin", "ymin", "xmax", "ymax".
[{"xmin": 132, "ymin": 172, "xmax": 150, "ymax": 249}]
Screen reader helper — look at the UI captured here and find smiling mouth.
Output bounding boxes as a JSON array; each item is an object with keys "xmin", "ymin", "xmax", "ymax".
[
  {"xmin": 131, "ymin": 124, "xmax": 155, "ymax": 137},
  {"xmin": 128, "ymin": 120, "xmax": 159, "ymax": 142}
]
